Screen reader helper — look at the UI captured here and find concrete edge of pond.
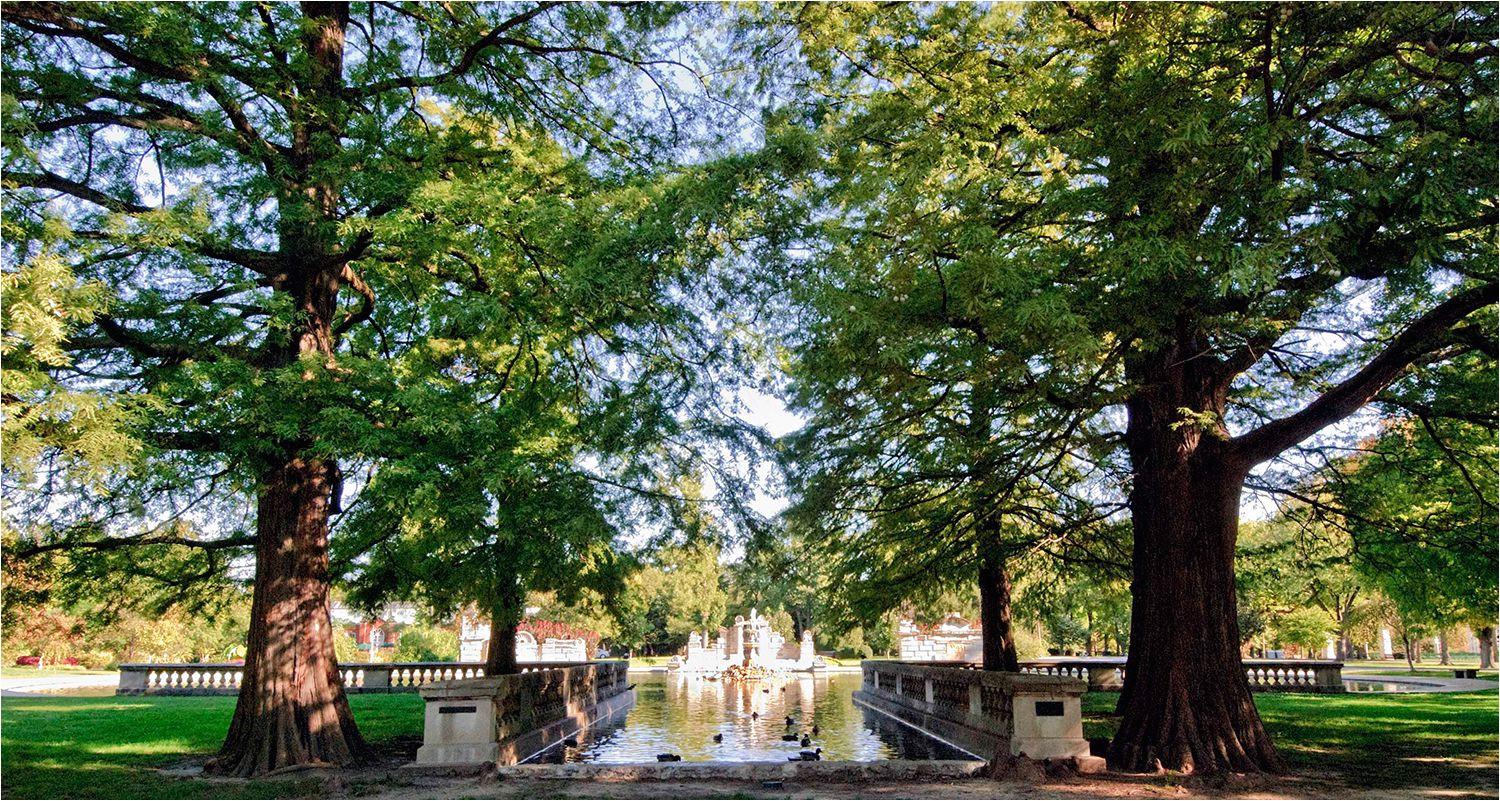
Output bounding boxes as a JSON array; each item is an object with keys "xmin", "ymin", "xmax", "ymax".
[{"xmin": 490, "ymin": 759, "xmax": 988, "ymax": 781}]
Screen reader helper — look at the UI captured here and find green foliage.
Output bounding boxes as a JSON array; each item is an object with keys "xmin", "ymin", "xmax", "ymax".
[
  {"xmin": 1274, "ymin": 608, "xmax": 1334, "ymax": 655},
  {"xmin": 392, "ymin": 624, "xmax": 459, "ymax": 663},
  {"xmin": 332, "ymin": 628, "xmax": 362, "ymax": 664}
]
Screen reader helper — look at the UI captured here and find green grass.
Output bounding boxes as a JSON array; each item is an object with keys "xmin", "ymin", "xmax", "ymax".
[
  {"xmin": 1081, "ymin": 690, "xmax": 1499, "ymax": 792},
  {"xmin": 0, "ymin": 694, "xmax": 424, "ymax": 799}
]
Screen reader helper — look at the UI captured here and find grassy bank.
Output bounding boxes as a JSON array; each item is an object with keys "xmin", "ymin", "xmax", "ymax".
[
  {"xmin": 0, "ymin": 694, "xmax": 424, "ymax": 799},
  {"xmin": 1081, "ymin": 690, "xmax": 1498, "ymax": 792}
]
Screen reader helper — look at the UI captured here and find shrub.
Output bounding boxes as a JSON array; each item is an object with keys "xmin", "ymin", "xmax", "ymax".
[
  {"xmin": 79, "ymin": 650, "xmax": 116, "ymax": 670},
  {"xmin": 15, "ymin": 655, "xmax": 40, "ymax": 667},
  {"xmin": 393, "ymin": 624, "xmax": 459, "ymax": 662}
]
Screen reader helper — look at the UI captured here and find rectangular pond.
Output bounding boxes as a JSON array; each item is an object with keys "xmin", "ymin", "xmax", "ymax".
[{"xmin": 525, "ymin": 671, "xmax": 976, "ymax": 763}]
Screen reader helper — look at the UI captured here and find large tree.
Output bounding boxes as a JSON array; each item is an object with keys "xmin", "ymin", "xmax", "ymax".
[
  {"xmin": 1, "ymin": 1, "xmax": 700, "ymax": 775},
  {"xmin": 784, "ymin": 2, "xmax": 1495, "ymax": 772}
]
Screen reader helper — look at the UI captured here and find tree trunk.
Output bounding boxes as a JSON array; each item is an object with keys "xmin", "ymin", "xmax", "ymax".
[
  {"xmin": 978, "ymin": 549, "xmax": 1019, "ymax": 671},
  {"xmin": 485, "ymin": 577, "xmax": 525, "ymax": 676},
  {"xmin": 1480, "ymin": 627, "xmax": 1495, "ymax": 670},
  {"xmin": 1438, "ymin": 632, "xmax": 1451, "ymax": 665},
  {"xmin": 212, "ymin": 5, "xmax": 365, "ymax": 775},
  {"xmin": 211, "ymin": 457, "xmax": 369, "ymax": 775},
  {"xmin": 1108, "ymin": 343, "xmax": 1282, "ymax": 774},
  {"xmin": 1404, "ymin": 637, "xmax": 1416, "ymax": 672}
]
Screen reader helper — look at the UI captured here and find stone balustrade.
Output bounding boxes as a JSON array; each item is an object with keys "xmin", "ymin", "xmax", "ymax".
[
  {"xmin": 416, "ymin": 660, "xmax": 634, "ymax": 766},
  {"xmin": 856, "ymin": 660, "xmax": 1098, "ymax": 767},
  {"xmin": 902, "ymin": 656, "xmax": 1343, "ymax": 693},
  {"xmin": 116, "ymin": 661, "xmax": 590, "ymax": 696}
]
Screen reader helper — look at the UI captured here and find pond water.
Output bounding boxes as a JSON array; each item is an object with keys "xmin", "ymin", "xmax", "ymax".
[
  {"xmin": 1342, "ymin": 678, "xmax": 1442, "ymax": 693},
  {"xmin": 525, "ymin": 671, "xmax": 975, "ymax": 764}
]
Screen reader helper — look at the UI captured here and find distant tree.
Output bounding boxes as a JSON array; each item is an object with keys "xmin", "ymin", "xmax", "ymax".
[{"xmin": 1274, "ymin": 608, "xmax": 1335, "ymax": 657}]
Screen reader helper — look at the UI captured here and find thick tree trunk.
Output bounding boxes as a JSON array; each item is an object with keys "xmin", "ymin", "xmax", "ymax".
[
  {"xmin": 1438, "ymin": 632, "xmax": 1451, "ymax": 665},
  {"xmin": 1109, "ymin": 342, "xmax": 1282, "ymax": 774},
  {"xmin": 211, "ymin": 457, "xmax": 369, "ymax": 775},
  {"xmin": 978, "ymin": 549, "xmax": 1019, "ymax": 671},
  {"xmin": 1479, "ymin": 627, "xmax": 1494, "ymax": 670},
  {"xmin": 213, "ymin": 5, "xmax": 363, "ymax": 775},
  {"xmin": 485, "ymin": 578, "xmax": 525, "ymax": 675}
]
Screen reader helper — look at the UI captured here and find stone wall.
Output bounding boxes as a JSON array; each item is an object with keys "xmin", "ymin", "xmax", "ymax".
[
  {"xmin": 898, "ymin": 634, "xmax": 982, "ymax": 662},
  {"xmin": 416, "ymin": 660, "xmax": 633, "ymax": 766},
  {"xmin": 855, "ymin": 660, "xmax": 1096, "ymax": 767}
]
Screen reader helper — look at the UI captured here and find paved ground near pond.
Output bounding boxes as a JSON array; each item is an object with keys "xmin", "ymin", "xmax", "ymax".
[
  {"xmin": 1340, "ymin": 667, "xmax": 1499, "ymax": 693},
  {"xmin": 0, "ymin": 672, "xmax": 119, "ymax": 697},
  {"xmin": 352, "ymin": 772, "xmax": 1496, "ymax": 800}
]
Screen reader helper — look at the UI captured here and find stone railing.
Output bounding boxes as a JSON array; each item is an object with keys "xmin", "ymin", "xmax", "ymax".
[
  {"xmin": 116, "ymin": 661, "xmax": 591, "ymax": 696},
  {"xmin": 857, "ymin": 660, "xmax": 1096, "ymax": 766},
  {"xmin": 417, "ymin": 660, "xmax": 634, "ymax": 766},
  {"xmin": 904, "ymin": 656, "xmax": 1343, "ymax": 693}
]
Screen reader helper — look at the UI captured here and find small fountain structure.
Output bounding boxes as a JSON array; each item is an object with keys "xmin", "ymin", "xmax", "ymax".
[{"xmin": 672, "ymin": 608, "xmax": 822, "ymax": 677}]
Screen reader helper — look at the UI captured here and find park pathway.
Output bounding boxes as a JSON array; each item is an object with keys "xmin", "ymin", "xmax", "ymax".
[
  {"xmin": 1341, "ymin": 667, "xmax": 1498, "ymax": 693},
  {"xmin": 0, "ymin": 672, "xmax": 119, "ymax": 697}
]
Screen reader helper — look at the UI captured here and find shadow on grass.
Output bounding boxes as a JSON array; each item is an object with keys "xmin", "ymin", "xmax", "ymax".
[
  {"xmin": 1, "ymin": 694, "xmax": 424, "ymax": 799},
  {"xmin": 1081, "ymin": 690, "xmax": 1499, "ymax": 793}
]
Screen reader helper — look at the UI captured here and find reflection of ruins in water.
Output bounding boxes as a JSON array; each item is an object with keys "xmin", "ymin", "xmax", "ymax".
[{"xmin": 527, "ymin": 672, "xmax": 974, "ymax": 764}]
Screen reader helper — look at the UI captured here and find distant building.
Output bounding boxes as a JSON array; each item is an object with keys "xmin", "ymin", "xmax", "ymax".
[
  {"xmin": 329, "ymin": 601, "xmax": 419, "ymax": 658},
  {"xmin": 898, "ymin": 613, "xmax": 983, "ymax": 662}
]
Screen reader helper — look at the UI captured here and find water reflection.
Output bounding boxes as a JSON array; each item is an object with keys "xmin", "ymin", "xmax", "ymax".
[{"xmin": 527, "ymin": 672, "xmax": 973, "ymax": 763}]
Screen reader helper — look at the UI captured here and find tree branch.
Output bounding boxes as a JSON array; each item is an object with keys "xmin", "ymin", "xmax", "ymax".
[
  {"xmin": 5, "ymin": 170, "xmax": 152, "ymax": 213},
  {"xmin": 1233, "ymin": 282, "xmax": 1499, "ymax": 465},
  {"xmin": 344, "ymin": 2, "xmax": 560, "ymax": 98}
]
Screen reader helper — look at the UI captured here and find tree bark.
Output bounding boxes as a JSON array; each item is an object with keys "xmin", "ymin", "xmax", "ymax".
[
  {"xmin": 1480, "ymin": 627, "xmax": 1495, "ymax": 670},
  {"xmin": 1404, "ymin": 637, "xmax": 1416, "ymax": 671},
  {"xmin": 1108, "ymin": 339, "xmax": 1283, "ymax": 774},
  {"xmin": 1438, "ymin": 632, "xmax": 1451, "ymax": 665},
  {"xmin": 211, "ymin": 456, "xmax": 369, "ymax": 775},
  {"xmin": 978, "ymin": 549, "xmax": 1019, "ymax": 671},
  {"xmin": 485, "ymin": 577, "xmax": 525, "ymax": 675},
  {"xmin": 211, "ymin": 3, "xmax": 368, "ymax": 776}
]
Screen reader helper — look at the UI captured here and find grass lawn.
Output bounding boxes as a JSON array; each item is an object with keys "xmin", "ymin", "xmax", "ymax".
[
  {"xmin": 0, "ymin": 694, "xmax": 424, "ymax": 799},
  {"xmin": 0, "ymin": 666, "xmax": 116, "ymax": 680},
  {"xmin": 1082, "ymin": 690, "xmax": 1499, "ymax": 792}
]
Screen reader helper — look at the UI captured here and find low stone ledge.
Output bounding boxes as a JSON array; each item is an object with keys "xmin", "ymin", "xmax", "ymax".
[{"xmin": 493, "ymin": 759, "xmax": 988, "ymax": 782}]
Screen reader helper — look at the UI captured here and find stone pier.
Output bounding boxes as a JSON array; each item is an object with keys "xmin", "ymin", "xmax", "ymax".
[
  {"xmin": 414, "ymin": 660, "xmax": 633, "ymax": 767},
  {"xmin": 855, "ymin": 660, "xmax": 1101, "ymax": 770}
]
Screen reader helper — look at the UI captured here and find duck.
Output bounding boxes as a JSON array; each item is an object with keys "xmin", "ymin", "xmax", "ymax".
[
  {"xmin": 781, "ymin": 733, "xmax": 800, "ymax": 742},
  {"xmin": 762, "ymin": 687, "xmax": 771, "ymax": 693},
  {"xmin": 751, "ymin": 711, "xmax": 759, "ymax": 720},
  {"xmin": 788, "ymin": 748, "xmax": 822, "ymax": 762},
  {"xmin": 656, "ymin": 753, "xmax": 682, "ymax": 762},
  {"xmin": 800, "ymin": 735, "xmax": 812, "ymax": 747},
  {"xmin": 562, "ymin": 737, "xmax": 579, "ymax": 748},
  {"xmin": 784, "ymin": 716, "xmax": 795, "ymax": 727},
  {"xmin": 811, "ymin": 724, "xmax": 819, "ymax": 735},
  {"xmin": 712, "ymin": 733, "xmax": 723, "ymax": 743}
]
